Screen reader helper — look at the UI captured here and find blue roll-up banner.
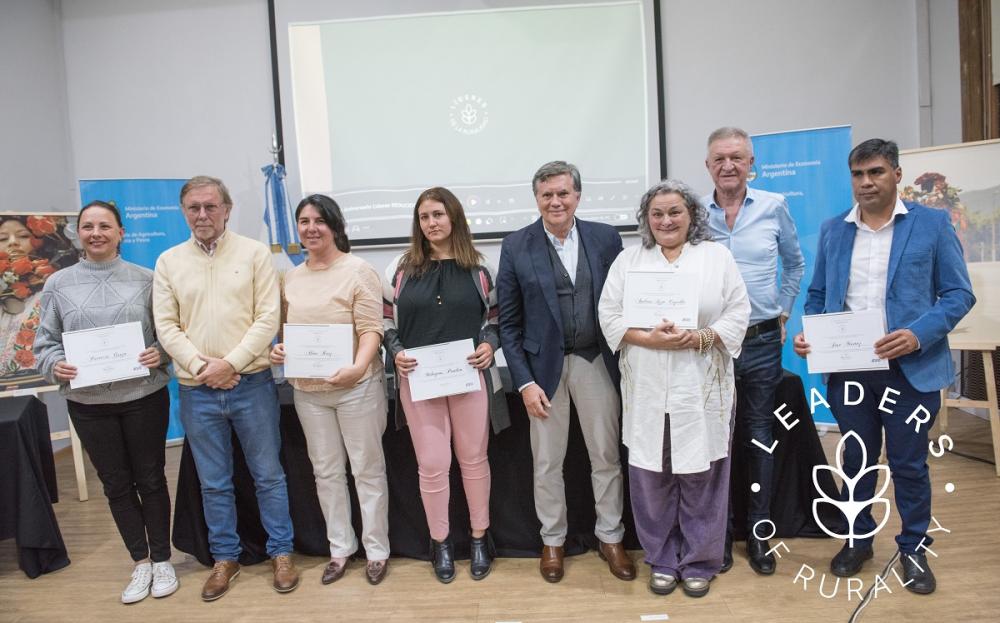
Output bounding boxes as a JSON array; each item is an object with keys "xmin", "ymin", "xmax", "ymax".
[
  {"xmin": 79, "ymin": 179, "xmax": 189, "ymax": 441},
  {"xmin": 749, "ymin": 126, "xmax": 853, "ymax": 425}
]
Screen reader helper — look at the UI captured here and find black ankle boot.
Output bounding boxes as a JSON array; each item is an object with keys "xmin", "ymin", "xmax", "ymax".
[
  {"xmin": 720, "ymin": 531, "xmax": 733, "ymax": 573},
  {"xmin": 747, "ymin": 537, "xmax": 776, "ymax": 575},
  {"xmin": 430, "ymin": 537, "xmax": 455, "ymax": 583},
  {"xmin": 469, "ymin": 532, "xmax": 494, "ymax": 580}
]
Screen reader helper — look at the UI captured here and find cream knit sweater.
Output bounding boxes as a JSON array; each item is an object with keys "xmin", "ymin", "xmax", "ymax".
[{"xmin": 153, "ymin": 232, "xmax": 279, "ymax": 385}]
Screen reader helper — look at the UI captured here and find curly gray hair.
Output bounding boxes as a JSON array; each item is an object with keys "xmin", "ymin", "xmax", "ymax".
[{"xmin": 636, "ymin": 179, "xmax": 713, "ymax": 249}]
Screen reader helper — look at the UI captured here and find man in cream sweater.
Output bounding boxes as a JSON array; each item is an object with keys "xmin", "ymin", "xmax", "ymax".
[{"xmin": 154, "ymin": 175, "xmax": 298, "ymax": 600}]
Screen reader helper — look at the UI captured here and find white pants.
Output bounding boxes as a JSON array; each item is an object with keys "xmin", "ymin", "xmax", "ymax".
[
  {"xmin": 293, "ymin": 375, "xmax": 390, "ymax": 560},
  {"xmin": 529, "ymin": 354, "xmax": 625, "ymax": 546}
]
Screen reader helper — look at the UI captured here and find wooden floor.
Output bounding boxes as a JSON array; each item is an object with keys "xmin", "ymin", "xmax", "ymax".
[{"xmin": 3, "ymin": 409, "xmax": 999, "ymax": 623}]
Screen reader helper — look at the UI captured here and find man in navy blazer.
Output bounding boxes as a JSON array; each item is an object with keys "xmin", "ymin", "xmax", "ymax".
[
  {"xmin": 497, "ymin": 161, "xmax": 633, "ymax": 583},
  {"xmin": 794, "ymin": 139, "xmax": 974, "ymax": 595}
]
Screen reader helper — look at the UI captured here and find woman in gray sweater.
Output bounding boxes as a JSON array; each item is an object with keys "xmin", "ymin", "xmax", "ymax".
[{"xmin": 33, "ymin": 201, "xmax": 176, "ymax": 604}]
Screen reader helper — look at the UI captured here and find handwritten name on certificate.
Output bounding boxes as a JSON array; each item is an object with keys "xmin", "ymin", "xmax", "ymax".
[
  {"xmin": 406, "ymin": 338, "xmax": 481, "ymax": 402},
  {"xmin": 801, "ymin": 309, "xmax": 890, "ymax": 374},
  {"xmin": 62, "ymin": 321, "xmax": 150, "ymax": 389},
  {"xmin": 624, "ymin": 271, "xmax": 699, "ymax": 329},
  {"xmin": 283, "ymin": 324, "xmax": 354, "ymax": 379}
]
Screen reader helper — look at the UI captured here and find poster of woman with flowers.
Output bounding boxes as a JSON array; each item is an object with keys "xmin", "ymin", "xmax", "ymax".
[{"xmin": 0, "ymin": 214, "xmax": 78, "ymax": 393}]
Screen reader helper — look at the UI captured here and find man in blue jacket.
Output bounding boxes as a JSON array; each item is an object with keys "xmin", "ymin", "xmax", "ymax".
[
  {"xmin": 497, "ymin": 161, "xmax": 633, "ymax": 583},
  {"xmin": 794, "ymin": 138, "xmax": 975, "ymax": 594}
]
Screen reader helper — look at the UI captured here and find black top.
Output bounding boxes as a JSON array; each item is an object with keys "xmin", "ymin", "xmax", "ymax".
[{"xmin": 396, "ymin": 259, "xmax": 484, "ymax": 349}]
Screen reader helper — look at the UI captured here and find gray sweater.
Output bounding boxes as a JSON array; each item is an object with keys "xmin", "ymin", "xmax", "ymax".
[{"xmin": 34, "ymin": 256, "xmax": 170, "ymax": 404}]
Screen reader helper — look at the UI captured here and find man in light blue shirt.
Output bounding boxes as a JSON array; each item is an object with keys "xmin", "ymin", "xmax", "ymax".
[{"xmin": 701, "ymin": 127, "xmax": 805, "ymax": 576}]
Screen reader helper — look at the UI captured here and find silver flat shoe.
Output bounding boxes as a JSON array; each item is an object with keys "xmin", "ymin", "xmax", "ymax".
[
  {"xmin": 682, "ymin": 576, "xmax": 710, "ymax": 597},
  {"xmin": 649, "ymin": 572, "xmax": 677, "ymax": 595}
]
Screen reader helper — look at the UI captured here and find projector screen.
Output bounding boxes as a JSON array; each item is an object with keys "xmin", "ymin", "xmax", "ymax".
[{"xmin": 272, "ymin": 0, "xmax": 664, "ymax": 245}]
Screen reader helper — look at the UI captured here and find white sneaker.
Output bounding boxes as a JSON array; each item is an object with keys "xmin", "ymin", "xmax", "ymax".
[
  {"xmin": 122, "ymin": 562, "xmax": 152, "ymax": 604},
  {"xmin": 151, "ymin": 561, "xmax": 179, "ymax": 598}
]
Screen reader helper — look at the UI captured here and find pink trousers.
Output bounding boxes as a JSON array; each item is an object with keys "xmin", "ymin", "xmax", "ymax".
[{"xmin": 399, "ymin": 372, "xmax": 491, "ymax": 541}]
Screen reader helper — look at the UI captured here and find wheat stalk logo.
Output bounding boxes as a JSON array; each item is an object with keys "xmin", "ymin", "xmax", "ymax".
[{"xmin": 812, "ymin": 430, "xmax": 892, "ymax": 546}]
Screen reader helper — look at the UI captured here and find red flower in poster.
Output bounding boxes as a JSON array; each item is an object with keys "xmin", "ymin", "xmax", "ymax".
[
  {"xmin": 10, "ymin": 282, "xmax": 31, "ymax": 299},
  {"xmin": 11, "ymin": 257, "xmax": 33, "ymax": 275},
  {"xmin": 26, "ymin": 215, "xmax": 56, "ymax": 236},
  {"xmin": 15, "ymin": 328, "xmax": 35, "ymax": 348},
  {"xmin": 33, "ymin": 260, "xmax": 56, "ymax": 277},
  {"xmin": 14, "ymin": 348, "xmax": 35, "ymax": 368},
  {"xmin": 0, "ymin": 259, "xmax": 8, "ymax": 273},
  {"xmin": 30, "ymin": 237, "xmax": 44, "ymax": 250}
]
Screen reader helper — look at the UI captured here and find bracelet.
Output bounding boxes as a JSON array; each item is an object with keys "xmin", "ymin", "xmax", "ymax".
[{"xmin": 697, "ymin": 328, "xmax": 716, "ymax": 355}]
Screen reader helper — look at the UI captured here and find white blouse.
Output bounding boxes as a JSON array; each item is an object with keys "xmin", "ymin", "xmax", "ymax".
[{"xmin": 598, "ymin": 241, "xmax": 750, "ymax": 474}]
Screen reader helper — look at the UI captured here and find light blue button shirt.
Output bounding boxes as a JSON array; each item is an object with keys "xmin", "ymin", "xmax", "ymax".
[
  {"xmin": 702, "ymin": 187, "xmax": 805, "ymax": 324},
  {"xmin": 544, "ymin": 219, "xmax": 579, "ymax": 285}
]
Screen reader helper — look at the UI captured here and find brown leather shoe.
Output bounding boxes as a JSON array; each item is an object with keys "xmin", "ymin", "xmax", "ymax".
[
  {"xmin": 321, "ymin": 558, "xmax": 347, "ymax": 585},
  {"xmin": 201, "ymin": 560, "xmax": 240, "ymax": 601},
  {"xmin": 366, "ymin": 559, "xmax": 388, "ymax": 585},
  {"xmin": 271, "ymin": 554, "xmax": 300, "ymax": 593},
  {"xmin": 540, "ymin": 545, "xmax": 565, "ymax": 583},
  {"xmin": 598, "ymin": 541, "xmax": 636, "ymax": 581}
]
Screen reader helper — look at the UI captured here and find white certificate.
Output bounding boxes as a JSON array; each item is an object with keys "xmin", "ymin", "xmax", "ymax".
[
  {"xmin": 406, "ymin": 338, "xmax": 481, "ymax": 401},
  {"xmin": 623, "ymin": 270, "xmax": 699, "ymax": 329},
  {"xmin": 801, "ymin": 310, "xmax": 890, "ymax": 374},
  {"xmin": 283, "ymin": 323, "xmax": 354, "ymax": 379},
  {"xmin": 62, "ymin": 322, "xmax": 150, "ymax": 389}
]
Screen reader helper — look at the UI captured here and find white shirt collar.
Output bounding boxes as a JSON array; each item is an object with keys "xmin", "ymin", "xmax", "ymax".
[
  {"xmin": 844, "ymin": 197, "xmax": 908, "ymax": 230},
  {"xmin": 543, "ymin": 218, "xmax": 578, "ymax": 246}
]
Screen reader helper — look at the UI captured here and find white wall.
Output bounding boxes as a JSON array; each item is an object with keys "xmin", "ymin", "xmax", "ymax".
[
  {"xmin": 662, "ymin": 0, "xmax": 921, "ymax": 192},
  {"xmin": 59, "ymin": 0, "xmax": 276, "ymax": 238},
  {"xmin": 0, "ymin": 0, "xmax": 77, "ymax": 213},
  {"xmin": 928, "ymin": 0, "xmax": 962, "ymax": 145}
]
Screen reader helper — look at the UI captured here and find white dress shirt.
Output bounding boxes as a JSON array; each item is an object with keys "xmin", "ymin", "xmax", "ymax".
[
  {"xmin": 544, "ymin": 219, "xmax": 579, "ymax": 285},
  {"xmin": 844, "ymin": 198, "xmax": 908, "ymax": 312}
]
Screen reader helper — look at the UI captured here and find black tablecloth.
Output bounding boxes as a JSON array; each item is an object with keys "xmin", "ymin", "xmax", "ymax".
[
  {"xmin": 173, "ymin": 372, "xmax": 840, "ymax": 566},
  {"xmin": 0, "ymin": 396, "xmax": 70, "ymax": 577}
]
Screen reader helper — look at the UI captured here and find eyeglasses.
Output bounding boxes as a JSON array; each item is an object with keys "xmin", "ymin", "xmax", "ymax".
[{"xmin": 184, "ymin": 203, "xmax": 224, "ymax": 215}]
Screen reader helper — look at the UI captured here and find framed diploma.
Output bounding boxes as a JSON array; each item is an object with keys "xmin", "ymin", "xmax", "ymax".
[
  {"xmin": 62, "ymin": 321, "xmax": 150, "ymax": 389},
  {"xmin": 283, "ymin": 323, "xmax": 354, "ymax": 379},
  {"xmin": 406, "ymin": 338, "xmax": 481, "ymax": 401},
  {"xmin": 801, "ymin": 310, "xmax": 890, "ymax": 374},
  {"xmin": 623, "ymin": 270, "xmax": 699, "ymax": 329}
]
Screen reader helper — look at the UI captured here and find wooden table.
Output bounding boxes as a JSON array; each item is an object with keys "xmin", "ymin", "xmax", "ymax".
[{"xmin": 940, "ymin": 316, "xmax": 1000, "ymax": 476}]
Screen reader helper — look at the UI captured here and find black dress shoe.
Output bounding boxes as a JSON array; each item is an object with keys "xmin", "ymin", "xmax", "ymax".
[
  {"xmin": 830, "ymin": 543, "xmax": 873, "ymax": 577},
  {"xmin": 900, "ymin": 552, "xmax": 936, "ymax": 594},
  {"xmin": 720, "ymin": 532, "xmax": 733, "ymax": 573},
  {"xmin": 747, "ymin": 538, "xmax": 776, "ymax": 575},
  {"xmin": 469, "ymin": 532, "xmax": 494, "ymax": 581},
  {"xmin": 430, "ymin": 537, "xmax": 456, "ymax": 584}
]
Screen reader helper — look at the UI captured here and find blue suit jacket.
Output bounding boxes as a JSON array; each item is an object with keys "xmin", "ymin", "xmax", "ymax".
[
  {"xmin": 804, "ymin": 202, "xmax": 975, "ymax": 392},
  {"xmin": 497, "ymin": 218, "xmax": 623, "ymax": 398}
]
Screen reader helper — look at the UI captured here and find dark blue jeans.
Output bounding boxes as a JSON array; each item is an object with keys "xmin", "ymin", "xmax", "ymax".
[
  {"xmin": 179, "ymin": 369, "xmax": 294, "ymax": 561},
  {"xmin": 732, "ymin": 326, "xmax": 783, "ymax": 530},
  {"xmin": 827, "ymin": 365, "xmax": 939, "ymax": 554}
]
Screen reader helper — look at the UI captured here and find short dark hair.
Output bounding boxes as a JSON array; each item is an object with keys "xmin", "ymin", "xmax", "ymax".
[
  {"xmin": 295, "ymin": 194, "xmax": 350, "ymax": 253},
  {"xmin": 78, "ymin": 200, "xmax": 123, "ymax": 227},
  {"xmin": 532, "ymin": 160, "xmax": 582, "ymax": 194},
  {"xmin": 848, "ymin": 138, "xmax": 899, "ymax": 169}
]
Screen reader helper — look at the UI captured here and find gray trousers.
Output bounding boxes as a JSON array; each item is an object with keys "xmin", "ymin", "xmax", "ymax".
[
  {"xmin": 293, "ymin": 376, "xmax": 390, "ymax": 560},
  {"xmin": 529, "ymin": 354, "xmax": 626, "ymax": 546}
]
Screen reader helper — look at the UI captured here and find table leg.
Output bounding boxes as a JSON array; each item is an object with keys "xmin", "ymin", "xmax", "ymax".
[
  {"xmin": 68, "ymin": 418, "xmax": 89, "ymax": 501},
  {"xmin": 982, "ymin": 350, "xmax": 1000, "ymax": 478}
]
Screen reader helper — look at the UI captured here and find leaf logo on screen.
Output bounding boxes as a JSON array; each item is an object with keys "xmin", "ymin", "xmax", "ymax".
[
  {"xmin": 449, "ymin": 94, "xmax": 489, "ymax": 135},
  {"xmin": 811, "ymin": 430, "xmax": 892, "ymax": 546}
]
